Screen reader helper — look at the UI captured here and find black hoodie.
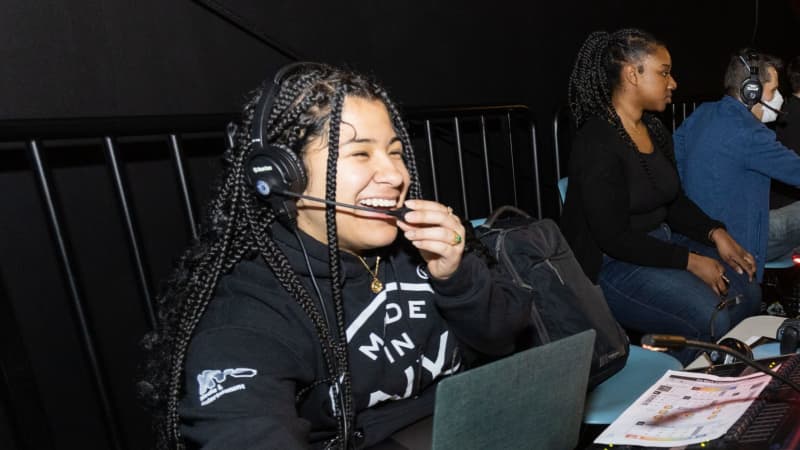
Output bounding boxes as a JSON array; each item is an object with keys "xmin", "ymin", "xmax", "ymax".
[{"xmin": 179, "ymin": 222, "xmax": 529, "ymax": 449}]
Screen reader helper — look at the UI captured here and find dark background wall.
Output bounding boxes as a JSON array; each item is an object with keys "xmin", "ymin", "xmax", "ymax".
[
  {"xmin": 3, "ymin": 1, "xmax": 799, "ymax": 121},
  {"xmin": 0, "ymin": 1, "xmax": 799, "ymax": 449}
]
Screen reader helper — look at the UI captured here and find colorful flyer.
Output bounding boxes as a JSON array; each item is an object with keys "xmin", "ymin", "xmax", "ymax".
[{"xmin": 594, "ymin": 369, "xmax": 772, "ymax": 447}]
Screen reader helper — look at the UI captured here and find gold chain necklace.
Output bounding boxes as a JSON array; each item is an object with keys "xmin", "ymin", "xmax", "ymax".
[{"xmin": 356, "ymin": 255, "xmax": 383, "ymax": 294}]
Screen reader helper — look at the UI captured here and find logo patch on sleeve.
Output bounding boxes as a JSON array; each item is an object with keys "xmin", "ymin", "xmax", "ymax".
[{"xmin": 196, "ymin": 368, "xmax": 257, "ymax": 406}]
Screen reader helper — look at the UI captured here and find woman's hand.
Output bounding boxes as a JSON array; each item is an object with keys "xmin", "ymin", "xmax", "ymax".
[
  {"xmin": 395, "ymin": 199, "xmax": 465, "ymax": 280},
  {"xmin": 687, "ymin": 252, "xmax": 729, "ymax": 297},
  {"xmin": 710, "ymin": 228, "xmax": 756, "ymax": 282}
]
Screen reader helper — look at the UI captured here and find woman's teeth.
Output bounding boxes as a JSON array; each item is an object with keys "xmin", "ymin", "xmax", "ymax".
[{"xmin": 359, "ymin": 198, "xmax": 397, "ymax": 208}]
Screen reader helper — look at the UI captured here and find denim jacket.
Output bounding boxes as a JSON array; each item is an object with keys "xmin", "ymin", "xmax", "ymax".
[{"xmin": 674, "ymin": 95, "xmax": 800, "ymax": 281}]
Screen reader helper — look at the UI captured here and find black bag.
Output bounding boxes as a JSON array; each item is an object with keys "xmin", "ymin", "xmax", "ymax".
[{"xmin": 475, "ymin": 206, "xmax": 629, "ymax": 388}]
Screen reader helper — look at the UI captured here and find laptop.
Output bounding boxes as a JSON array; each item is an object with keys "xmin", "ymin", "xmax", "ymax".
[{"xmin": 380, "ymin": 330, "xmax": 595, "ymax": 450}]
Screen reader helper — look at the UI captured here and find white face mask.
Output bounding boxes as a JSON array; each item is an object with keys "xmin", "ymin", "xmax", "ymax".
[{"xmin": 761, "ymin": 90, "xmax": 784, "ymax": 123}]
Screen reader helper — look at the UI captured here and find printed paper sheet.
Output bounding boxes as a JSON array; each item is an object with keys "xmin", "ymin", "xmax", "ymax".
[{"xmin": 594, "ymin": 369, "xmax": 772, "ymax": 447}]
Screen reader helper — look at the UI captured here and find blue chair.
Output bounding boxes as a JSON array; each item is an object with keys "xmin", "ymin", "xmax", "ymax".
[
  {"xmin": 558, "ymin": 177, "xmax": 569, "ymax": 205},
  {"xmin": 556, "ymin": 176, "xmax": 684, "ymax": 424},
  {"xmin": 584, "ymin": 346, "xmax": 682, "ymax": 424},
  {"xmin": 753, "ymin": 341, "xmax": 783, "ymax": 359},
  {"xmin": 765, "ymin": 257, "xmax": 794, "ymax": 270},
  {"xmin": 469, "ymin": 217, "xmax": 487, "ymax": 228}
]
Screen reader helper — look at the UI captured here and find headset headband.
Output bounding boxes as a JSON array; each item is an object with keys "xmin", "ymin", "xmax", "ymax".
[{"xmin": 251, "ymin": 62, "xmax": 328, "ymax": 147}]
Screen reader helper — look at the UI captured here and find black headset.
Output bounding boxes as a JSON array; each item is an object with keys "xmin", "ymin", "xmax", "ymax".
[
  {"xmin": 777, "ymin": 319, "xmax": 800, "ymax": 355},
  {"xmin": 738, "ymin": 53, "xmax": 763, "ymax": 108},
  {"xmin": 708, "ymin": 337, "xmax": 754, "ymax": 365},
  {"xmin": 244, "ymin": 63, "xmax": 320, "ymax": 217}
]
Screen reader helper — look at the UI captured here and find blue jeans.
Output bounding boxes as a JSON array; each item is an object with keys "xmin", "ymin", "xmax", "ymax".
[
  {"xmin": 598, "ymin": 224, "xmax": 762, "ymax": 364},
  {"xmin": 767, "ymin": 201, "xmax": 800, "ymax": 261}
]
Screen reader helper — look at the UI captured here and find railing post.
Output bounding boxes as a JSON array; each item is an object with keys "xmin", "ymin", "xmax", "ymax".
[
  {"xmin": 553, "ymin": 112, "xmax": 563, "ymax": 215},
  {"xmin": 453, "ymin": 117, "xmax": 469, "ymax": 218},
  {"xmin": 479, "ymin": 115, "xmax": 494, "ymax": 213},
  {"xmin": 103, "ymin": 136, "xmax": 156, "ymax": 330},
  {"xmin": 168, "ymin": 134, "xmax": 199, "ymax": 240},
  {"xmin": 424, "ymin": 119, "xmax": 440, "ymax": 202},
  {"xmin": 505, "ymin": 112, "xmax": 519, "ymax": 208},
  {"xmin": 28, "ymin": 139, "xmax": 125, "ymax": 450},
  {"xmin": 530, "ymin": 122, "xmax": 542, "ymax": 219}
]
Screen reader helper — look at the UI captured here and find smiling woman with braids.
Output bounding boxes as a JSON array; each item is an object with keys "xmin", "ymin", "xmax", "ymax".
[
  {"xmin": 559, "ymin": 29, "xmax": 761, "ymax": 364},
  {"xmin": 139, "ymin": 63, "xmax": 528, "ymax": 449}
]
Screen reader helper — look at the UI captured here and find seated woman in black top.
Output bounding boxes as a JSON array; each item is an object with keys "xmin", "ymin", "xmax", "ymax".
[
  {"xmin": 138, "ymin": 63, "xmax": 530, "ymax": 449},
  {"xmin": 559, "ymin": 29, "xmax": 761, "ymax": 364}
]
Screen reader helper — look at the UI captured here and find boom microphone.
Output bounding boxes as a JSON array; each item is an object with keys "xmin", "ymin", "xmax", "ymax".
[
  {"xmin": 641, "ymin": 334, "xmax": 800, "ymax": 394},
  {"xmin": 759, "ymin": 100, "xmax": 788, "ymax": 116},
  {"xmin": 281, "ymin": 190, "xmax": 411, "ymax": 219},
  {"xmin": 254, "ymin": 180, "xmax": 411, "ymax": 219}
]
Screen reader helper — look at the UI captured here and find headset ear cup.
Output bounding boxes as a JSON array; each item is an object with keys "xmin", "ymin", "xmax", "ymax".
[
  {"xmin": 738, "ymin": 54, "xmax": 763, "ymax": 107},
  {"xmin": 272, "ymin": 144, "xmax": 307, "ymax": 194},
  {"xmin": 246, "ymin": 144, "xmax": 307, "ymax": 198},
  {"xmin": 740, "ymin": 78, "xmax": 763, "ymax": 107},
  {"xmin": 709, "ymin": 337, "xmax": 754, "ymax": 365},
  {"xmin": 778, "ymin": 320, "xmax": 800, "ymax": 355}
]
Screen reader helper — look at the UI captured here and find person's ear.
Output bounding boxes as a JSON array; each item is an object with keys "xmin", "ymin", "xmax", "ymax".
[{"xmin": 622, "ymin": 64, "xmax": 639, "ymax": 87}]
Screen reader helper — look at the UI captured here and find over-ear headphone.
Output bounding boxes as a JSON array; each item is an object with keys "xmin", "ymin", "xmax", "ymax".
[
  {"xmin": 244, "ymin": 63, "xmax": 317, "ymax": 209},
  {"xmin": 777, "ymin": 318, "xmax": 800, "ymax": 355},
  {"xmin": 739, "ymin": 53, "xmax": 763, "ymax": 108},
  {"xmin": 708, "ymin": 337, "xmax": 754, "ymax": 365}
]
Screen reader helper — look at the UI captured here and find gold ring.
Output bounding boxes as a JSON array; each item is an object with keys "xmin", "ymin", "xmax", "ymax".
[{"xmin": 452, "ymin": 232, "xmax": 462, "ymax": 245}]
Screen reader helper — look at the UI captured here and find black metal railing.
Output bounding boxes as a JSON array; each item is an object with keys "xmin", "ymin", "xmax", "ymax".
[
  {"xmin": 405, "ymin": 105, "xmax": 542, "ymax": 219},
  {"xmin": 0, "ymin": 115, "xmax": 233, "ymax": 450}
]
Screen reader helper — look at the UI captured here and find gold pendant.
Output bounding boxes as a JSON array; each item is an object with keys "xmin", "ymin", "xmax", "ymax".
[{"xmin": 370, "ymin": 278, "xmax": 383, "ymax": 294}]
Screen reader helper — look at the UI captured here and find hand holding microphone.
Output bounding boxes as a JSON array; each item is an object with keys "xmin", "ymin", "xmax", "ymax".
[
  {"xmin": 396, "ymin": 199, "xmax": 466, "ymax": 280},
  {"xmin": 253, "ymin": 169, "xmax": 466, "ymax": 279}
]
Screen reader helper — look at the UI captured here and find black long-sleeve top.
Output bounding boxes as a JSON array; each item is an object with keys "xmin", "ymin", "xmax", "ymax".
[{"xmin": 559, "ymin": 116, "xmax": 724, "ymax": 282}]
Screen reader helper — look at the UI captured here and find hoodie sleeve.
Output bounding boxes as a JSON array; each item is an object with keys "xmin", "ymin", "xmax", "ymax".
[
  {"xmin": 179, "ymin": 326, "xmax": 316, "ymax": 450},
  {"xmin": 429, "ymin": 252, "xmax": 531, "ymax": 357}
]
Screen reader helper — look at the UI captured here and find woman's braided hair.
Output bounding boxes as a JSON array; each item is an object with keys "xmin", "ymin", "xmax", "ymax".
[
  {"xmin": 567, "ymin": 29, "xmax": 674, "ymax": 179},
  {"xmin": 138, "ymin": 63, "xmax": 421, "ymax": 449}
]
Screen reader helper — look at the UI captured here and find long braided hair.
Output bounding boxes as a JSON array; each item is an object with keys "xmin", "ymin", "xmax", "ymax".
[
  {"xmin": 567, "ymin": 29, "xmax": 673, "ymax": 173},
  {"xmin": 138, "ymin": 63, "xmax": 421, "ymax": 449}
]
